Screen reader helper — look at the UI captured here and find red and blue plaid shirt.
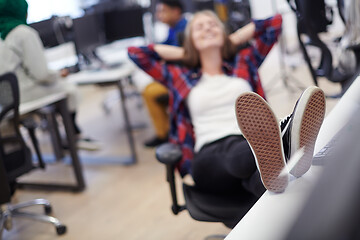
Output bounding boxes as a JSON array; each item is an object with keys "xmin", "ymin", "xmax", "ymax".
[{"xmin": 128, "ymin": 14, "xmax": 282, "ymax": 177}]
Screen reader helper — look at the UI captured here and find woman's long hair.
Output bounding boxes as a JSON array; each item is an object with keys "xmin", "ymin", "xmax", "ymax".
[{"xmin": 182, "ymin": 10, "xmax": 237, "ymax": 68}]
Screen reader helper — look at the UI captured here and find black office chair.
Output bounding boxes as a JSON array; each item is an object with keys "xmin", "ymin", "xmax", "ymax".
[
  {"xmin": 0, "ymin": 72, "xmax": 66, "ymax": 237},
  {"xmin": 155, "ymin": 143, "xmax": 259, "ymax": 231},
  {"xmin": 288, "ymin": 0, "xmax": 360, "ymax": 97},
  {"xmin": 287, "ymin": 0, "xmax": 333, "ymax": 86}
]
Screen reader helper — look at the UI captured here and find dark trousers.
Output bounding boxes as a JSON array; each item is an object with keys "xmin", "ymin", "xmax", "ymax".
[{"xmin": 192, "ymin": 135, "xmax": 265, "ymax": 197}]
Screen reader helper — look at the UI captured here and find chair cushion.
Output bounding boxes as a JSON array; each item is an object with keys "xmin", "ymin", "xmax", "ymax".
[
  {"xmin": 3, "ymin": 145, "xmax": 33, "ymax": 181},
  {"xmin": 183, "ymin": 184, "xmax": 258, "ymax": 228}
]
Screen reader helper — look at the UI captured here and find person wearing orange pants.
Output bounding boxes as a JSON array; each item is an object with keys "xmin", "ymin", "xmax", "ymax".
[
  {"xmin": 141, "ymin": 0, "xmax": 188, "ymax": 147},
  {"xmin": 142, "ymin": 82, "xmax": 170, "ymax": 146}
]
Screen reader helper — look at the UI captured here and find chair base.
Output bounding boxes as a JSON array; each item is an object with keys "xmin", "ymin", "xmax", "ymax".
[
  {"xmin": 0, "ymin": 198, "xmax": 66, "ymax": 239},
  {"xmin": 204, "ymin": 234, "xmax": 227, "ymax": 240}
]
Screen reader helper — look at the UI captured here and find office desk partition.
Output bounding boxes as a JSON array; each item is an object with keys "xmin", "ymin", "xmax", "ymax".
[
  {"xmin": 225, "ymin": 77, "xmax": 360, "ymax": 240},
  {"xmin": 18, "ymin": 85, "xmax": 85, "ymax": 192},
  {"xmin": 65, "ymin": 61, "xmax": 138, "ymax": 165}
]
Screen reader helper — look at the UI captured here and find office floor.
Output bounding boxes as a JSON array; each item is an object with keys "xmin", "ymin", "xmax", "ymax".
[{"xmin": 3, "ymin": 40, "xmax": 342, "ymax": 240}]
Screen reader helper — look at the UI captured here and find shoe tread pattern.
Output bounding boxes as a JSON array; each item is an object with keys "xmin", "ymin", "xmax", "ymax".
[
  {"xmin": 291, "ymin": 89, "xmax": 326, "ymax": 177},
  {"xmin": 236, "ymin": 93, "xmax": 288, "ymax": 193}
]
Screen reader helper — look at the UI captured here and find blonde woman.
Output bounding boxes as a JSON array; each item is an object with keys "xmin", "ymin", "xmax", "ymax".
[{"xmin": 128, "ymin": 11, "xmax": 325, "ymax": 195}]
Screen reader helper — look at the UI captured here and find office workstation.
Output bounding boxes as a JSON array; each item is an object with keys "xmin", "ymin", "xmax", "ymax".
[
  {"xmin": 1, "ymin": 0, "xmax": 359, "ymax": 239},
  {"xmin": 31, "ymin": 4, "xmax": 147, "ymax": 165}
]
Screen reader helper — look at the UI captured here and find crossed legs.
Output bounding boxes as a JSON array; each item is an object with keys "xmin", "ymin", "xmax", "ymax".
[
  {"xmin": 236, "ymin": 86, "xmax": 326, "ymax": 193},
  {"xmin": 192, "ymin": 135, "xmax": 265, "ymax": 197}
]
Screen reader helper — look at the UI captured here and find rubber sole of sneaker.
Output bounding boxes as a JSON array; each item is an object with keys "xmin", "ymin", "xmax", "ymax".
[
  {"xmin": 235, "ymin": 92, "xmax": 288, "ymax": 193},
  {"xmin": 290, "ymin": 87, "xmax": 326, "ymax": 177}
]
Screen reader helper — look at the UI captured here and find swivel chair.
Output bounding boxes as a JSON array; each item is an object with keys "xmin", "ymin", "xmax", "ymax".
[
  {"xmin": 287, "ymin": 0, "xmax": 333, "ymax": 86},
  {"xmin": 0, "ymin": 72, "xmax": 66, "ymax": 238},
  {"xmin": 155, "ymin": 143, "xmax": 259, "ymax": 230},
  {"xmin": 288, "ymin": 0, "xmax": 360, "ymax": 97}
]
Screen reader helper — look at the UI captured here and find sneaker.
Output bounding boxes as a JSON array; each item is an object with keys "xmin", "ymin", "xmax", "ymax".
[
  {"xmin": 144, "ymin": 136, "xmax": 168, "ymax": 148},
  {"xmin": 77, "ymin": 138, "xmax": 102, "ymax": 151},
  {"xmin": 280, "ymin": 113, "xmax": 293, "ymax": 161},
  {"xmin": 235, "ymin": 92, "xmax": 288, "ymax": 193},
  {"xmin": 281, "ymin": 86, "xmax": 326, "ymax": 178}
]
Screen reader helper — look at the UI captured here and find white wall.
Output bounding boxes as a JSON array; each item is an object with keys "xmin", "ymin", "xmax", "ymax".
[{"xmin": 27, "ymin": 0, "xmax": 84, "ymax": 23}]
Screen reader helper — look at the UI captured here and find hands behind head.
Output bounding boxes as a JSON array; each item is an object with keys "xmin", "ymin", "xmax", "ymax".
[{"xmin": 60, "ymin": 68, "xmax": 70, "ymax": 78}]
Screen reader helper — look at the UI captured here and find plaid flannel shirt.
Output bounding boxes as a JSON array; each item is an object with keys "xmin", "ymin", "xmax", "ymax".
[{"xmin": 128, "ymin": 14, "xmax": 282, "ymax": 177}]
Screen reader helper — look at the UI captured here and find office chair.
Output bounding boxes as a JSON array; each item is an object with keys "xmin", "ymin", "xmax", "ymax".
[
  {"xmin": 0, "ymin": 72, "xmax": 66, "ymax": 237},
  {"xmin": 287, "ymin": 0, "xmax": 333, "ymax": 86},
  {"xmin": 155, "ymin": 143, "xmax": 259, "ymax": 230},
  {"xmin": 288, "ymin": 0, "xmax": 360, "ymax": 97}
]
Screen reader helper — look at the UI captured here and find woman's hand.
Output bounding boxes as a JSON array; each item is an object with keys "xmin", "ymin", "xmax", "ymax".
[
  {"xmin": 154, "ymin": 44, "xmax": 184, "ymax": 61},
  {"xmin": 60, "ymin": 68, "xmax": 70, "ymax": 78},
  {"xmin": 229, "ymin": 22, "xmax": 256, "ymax": 46}
]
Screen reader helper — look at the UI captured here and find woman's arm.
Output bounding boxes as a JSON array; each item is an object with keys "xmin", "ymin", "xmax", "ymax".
[
  {"xmin": 153, "ymin": 44, "xmax": 184, "ymax": 61},
  {"xmin": 21, "ymin": 27, "xmax": 58, "ymax": 84},
  {"xmin": 128, "ymin": 44, "xmax": 183, "ymax": 86},
  {"xmin": 248, "ymin": 14, "xmax": 283, "ymax": 68},
  {"xmin": 229, "ymin": 22, "xmax": 256, "ymax": 46}
]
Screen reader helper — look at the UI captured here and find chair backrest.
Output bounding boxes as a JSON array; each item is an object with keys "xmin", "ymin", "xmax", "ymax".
[
  {"xmin": 289, "ymin": 0, "xmax": 332, "ymax": 34},
  {"xmin": 287, "ymin": 0, "xmax": 334, "ymax": 83},
  {"xmin": 0, "ymin": 72, "xmax": 33, "ymax": 183}
]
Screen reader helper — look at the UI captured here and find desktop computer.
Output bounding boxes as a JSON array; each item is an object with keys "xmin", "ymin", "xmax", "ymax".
[
  {"xmin": 103, "ymin": 7, "xmax": 145, "ymax": 43},
  {"xmin": 30, "ymin": 18, "xmax": 59, "ymax": 49},
  {"xmin": 30, "ymin": 16, "xmax": 74, "ymax": 49},
  {"xmin": 72, "ymin": 13, "xmax": 106, "ymax": 67}
]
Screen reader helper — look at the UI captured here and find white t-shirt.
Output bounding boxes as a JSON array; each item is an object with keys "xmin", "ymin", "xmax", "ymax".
[{"xmin": 187, "ymin": 73, "xmax": 252, "ymax": 152}]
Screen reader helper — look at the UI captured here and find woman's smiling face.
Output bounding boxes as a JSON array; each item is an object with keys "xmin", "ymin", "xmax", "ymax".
[{"xmin": 190, "ymin": 13, "xmax": 225, "ymax": 52}]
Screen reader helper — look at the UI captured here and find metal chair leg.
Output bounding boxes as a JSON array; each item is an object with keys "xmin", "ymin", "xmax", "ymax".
[
  {"xmin": 8, "ymin": 199, "xmax": 51, "ymax": 213},
  {"xmin": 26, "ymin": 125, "xmax": 45, "ymax": 169},
  {"xmin": 1, "ymin": 199, "xmax": 67, "ymax": 236},
  {"xmin": 44, "ymin": 110, "xmax": 64, "ymax": 161}
]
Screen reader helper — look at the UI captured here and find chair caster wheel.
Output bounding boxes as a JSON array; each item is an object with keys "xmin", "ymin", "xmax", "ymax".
[
  {"xmin": 56, "ymin": 225, "xmax": 67, "ymax": 235},
  {"xmin": 44, "ymin": 205, "xmax": 52, "ymax": 214},
  {"xmin": 4, "ymin": 216, "xmax": 12, "ymax": 230}
]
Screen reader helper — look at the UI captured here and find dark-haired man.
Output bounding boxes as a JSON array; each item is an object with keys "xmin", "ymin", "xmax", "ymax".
[
  {"xmin": 156, "ymin": 0, "xmax": 187, "ymax": 46},
  {"xmin": 140, "ymin": 0, "xmax": 187, "ymax": 147}
]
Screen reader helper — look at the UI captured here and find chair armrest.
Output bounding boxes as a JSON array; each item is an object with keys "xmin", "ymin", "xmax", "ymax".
[
  {"xmin": 155, "ymin": 143, "xmax": 186, "ymax": 215},
  {"xmin": 155, "ymin": 142, "xmax": 182, "ymax": 165}
]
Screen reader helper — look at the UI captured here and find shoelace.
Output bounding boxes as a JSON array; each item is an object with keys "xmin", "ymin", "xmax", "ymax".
[{"xmin": 280, "ymin": 114, "xmax": 292, "ymax": 134}]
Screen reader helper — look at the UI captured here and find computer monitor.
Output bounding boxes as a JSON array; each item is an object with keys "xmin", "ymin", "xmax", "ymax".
[
  {"xmin": 29, "ymin": 18, "xmax": 59, "ymax": 48},
  {"xmin": 103, "ymin": 7, "xmax": 145, "ymax": 43},
  {"xmin": 72, "ymin": 13, "xmax": 104, "ymax": 61},
  {"xmin": 194, "ymin": 0, "xmax": 214, "ymax": 11}
]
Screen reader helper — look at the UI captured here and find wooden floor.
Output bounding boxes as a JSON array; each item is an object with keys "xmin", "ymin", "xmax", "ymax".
[{"xmin": 2, "ymin": 43, "xmax": 342, "ymax": 240}]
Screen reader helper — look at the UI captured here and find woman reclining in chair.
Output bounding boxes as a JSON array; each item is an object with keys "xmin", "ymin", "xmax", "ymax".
[{"xmin": 128, "ymin": 11, "xmax": 325, "ymax": 197}]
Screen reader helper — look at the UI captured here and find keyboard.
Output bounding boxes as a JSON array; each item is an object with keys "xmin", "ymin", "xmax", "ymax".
[
  {"xmin": 105, "ymin": 62, "xmax": 123, "ymax": 69},
  {"xmin": 312, "ymin": 127, "xmax": 344, "ymax": 166},
  {"xmin": 312, "ymin": 138, "xmax": 336, "ymax": 166}
]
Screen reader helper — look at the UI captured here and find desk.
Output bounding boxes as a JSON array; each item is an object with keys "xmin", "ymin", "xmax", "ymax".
[
  {"xmin": 18, "ymin": 85, "xmax": 86, "ymax": 192},
  {"xmin": 225, "ymin": 77, "xmax": 360, "ymax": 240},
  {"xmin": 66, "ymin": 61, "xmax": 138, "ymax": 164}
]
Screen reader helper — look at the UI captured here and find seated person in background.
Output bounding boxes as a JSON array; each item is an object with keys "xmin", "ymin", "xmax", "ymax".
[
  {"xmin": 0, "ymin": 0, "xmax": 99, "ymax": 151},
  {"xmin": 129, "ymin": 10, "xmax": 325, "ymax": 196},
  {"xmin": 133, "ymin": 0, "xmax": 187, "ymax": 147}
]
